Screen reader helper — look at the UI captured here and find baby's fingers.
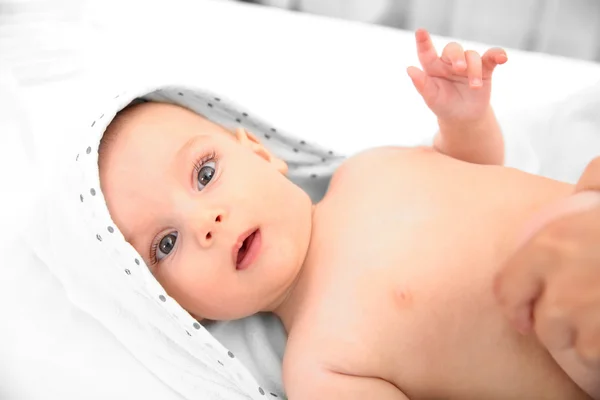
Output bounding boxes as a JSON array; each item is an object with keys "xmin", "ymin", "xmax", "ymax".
[
  {"xmin": 465, "ymin": 50, "xmax": 483, "ymax": 88},
  {"xmin": 407, "ymin": 66, "xmax": 439, "ymax": 105},
  {"xmin": 482, "ymin": 48, "xmax": 508, "ymax": 78},
  {"xmin": 415, "ymin": 29, "xmax": 439, "ymax": 73},
  {"xmin": 407, "ymin": 66, "xmax": 426, "ymax": 96},
  {"xmin": 441, "ymin": 42, "xmax": 467, "ymax": 72}
]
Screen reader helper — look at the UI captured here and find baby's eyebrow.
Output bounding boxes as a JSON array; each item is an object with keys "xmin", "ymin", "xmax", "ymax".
[
  {"xmin": 173, "ymin": 134, "xmax": 212, "ymax": 171},
  {"xmin": 177, "ymin": 135, "xmax": 200, "ymax": 160},
  {"xmin": 125, "ymin": 225, "xmax": 155, "ymax": 263}
]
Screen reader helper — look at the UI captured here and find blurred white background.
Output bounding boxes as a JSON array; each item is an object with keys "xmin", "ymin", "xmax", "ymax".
[
  {"xmin": 237, "ymin": 0, "xmax": 600, "ymax": 61},
  {"xmin": 1, "ymin": 1, "xmax": 600, "ymax": 399}
]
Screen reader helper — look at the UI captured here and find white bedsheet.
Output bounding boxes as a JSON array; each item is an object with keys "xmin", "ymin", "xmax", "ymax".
[{"xmin": 2, "ymin": 0, "xmax": 600, "ymax": 399}]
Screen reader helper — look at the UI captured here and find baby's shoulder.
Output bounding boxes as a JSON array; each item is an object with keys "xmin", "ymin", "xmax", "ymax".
[
  {"xmin": 283, "ymin": 315, "xmax": 397, "ymax": 398},
  {"xmin": 282, "ymin": 323, "xmax": 349, "ymax": 393},
  {"xmin": 281, "ymin": 325, "xmax": 328, "ymax": 386},
  {"xmin": 282, "ymin": 307, "xmax": 376, "ymax": 374},
  {"xmin": 340, "ymin": 145, "xmax": 432, "ymax": 169},
  {"xmin": 327, "ymin": 145, "xmax": 435, "ymax": 194}
]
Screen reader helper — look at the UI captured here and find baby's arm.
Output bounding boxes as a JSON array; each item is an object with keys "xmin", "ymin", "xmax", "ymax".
[
  {"xmin": 407, "ymin": 30, "xmax": 507, "ymax": 165},
  {"xmin": 287, "ymin": 370, "xmax": 410, "ymax": 400},
  {"xmin": 434, "ymin": 106, "xmax": 504, "ymax": 165}
]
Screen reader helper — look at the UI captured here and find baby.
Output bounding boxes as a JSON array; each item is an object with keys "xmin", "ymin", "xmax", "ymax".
[{"xmin": 98, "ymin": 30, "xmax": 597, "ymax": 399}]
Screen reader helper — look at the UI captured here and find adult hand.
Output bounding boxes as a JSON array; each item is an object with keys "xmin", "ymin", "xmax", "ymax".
[{"xmin": 495, "ymin": 157, "xmax": 600, "ymax": 365}]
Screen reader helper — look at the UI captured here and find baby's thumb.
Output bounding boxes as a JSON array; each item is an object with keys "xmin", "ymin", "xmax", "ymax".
[{"xmin": 407, "ymin": 66, "xmax": 426, "ymax": 96}]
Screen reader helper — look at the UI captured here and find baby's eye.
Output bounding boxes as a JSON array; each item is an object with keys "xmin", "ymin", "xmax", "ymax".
[
  {"xmin": 197, "ymin": 160, "xmax": 216, "ymax": 190},
  {"xmin": 156, "ymin": 232, "xmax": 178, "ymax": 261}
]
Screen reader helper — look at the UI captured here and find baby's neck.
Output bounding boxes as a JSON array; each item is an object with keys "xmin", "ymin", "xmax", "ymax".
[
  {"xmin": 271, "ymin": 266, "xmax": 309, "ymax": 334},
  {"xmin": 271, "ymin": 205, "xmax": 319, "ymax": 333}
]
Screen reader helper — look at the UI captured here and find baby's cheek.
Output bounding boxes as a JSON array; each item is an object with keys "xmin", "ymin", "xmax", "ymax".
[
  {"xmin": 188, "ymin": 273, "xmax": 252, "ymax": 320},
  {"xmin": 159, "ymin": 262, "xmax": 218, "ymax": 312}
]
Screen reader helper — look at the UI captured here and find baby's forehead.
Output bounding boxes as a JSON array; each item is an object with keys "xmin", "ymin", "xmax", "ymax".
[
  {"xmin": 99, "ymin": 102, "xmax": 231, "ymax": 186},
  {"xmin": 99, "ymin": 103, "xmax": 222, "ymax": 236},
  {"xmin": 109, "ymin": 102, "xmax": 228, "ymax": 142}
]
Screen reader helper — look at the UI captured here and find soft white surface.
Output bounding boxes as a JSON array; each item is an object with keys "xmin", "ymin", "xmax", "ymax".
[
  {"xmin": 2, "ymin": 0, "xmax": 600, "ymax": 399},
  {"xmin": 0, "ymin": 71, "xmax": 183, "ymax": 400},
  {"xmin": 23, "ymin": 0, "xmax": 600, "ymax": 174}
]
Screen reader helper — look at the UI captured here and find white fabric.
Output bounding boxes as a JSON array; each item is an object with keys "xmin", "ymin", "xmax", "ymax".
[
  {"xmin": 529, "ymin": 81, "xmax": 600, "ymax": 183},
  {"xmin": 2, "ymin": 0, "xmax": 600, "ymax": 399},
  {"xmin": 26, "ymin": 81, "xmax": 342, "ymax": 400}
]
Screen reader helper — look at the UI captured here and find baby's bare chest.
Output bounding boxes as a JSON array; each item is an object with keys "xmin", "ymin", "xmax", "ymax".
[
  {"xmin": 290, "ymin": 148, "xmax": 580, "ymax": 398},
  {"xmin": 308, "ymin": 155, "xmax": 505, "ymax": 376}
]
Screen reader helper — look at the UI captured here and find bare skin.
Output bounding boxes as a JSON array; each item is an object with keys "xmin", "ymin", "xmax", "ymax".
[
  {"xmin": 279, "ymin": 146, "xmax": 589, "ymax": 399},
  {"xmin": 98, "ymin": 30, "xmax": 598, "ymax": 399},
  {"xmin": 496, "ymin": 158, "xmax": 600, "ymax": 399}
]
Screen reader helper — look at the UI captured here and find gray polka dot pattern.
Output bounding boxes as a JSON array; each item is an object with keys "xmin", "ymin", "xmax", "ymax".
[
  {"xmin": 72, "ymin": 84, "xmax": 345, "ymax": 400},
  {"xmin": 141, "ymin": 87, "xmax": 344, "ymax": 187}
]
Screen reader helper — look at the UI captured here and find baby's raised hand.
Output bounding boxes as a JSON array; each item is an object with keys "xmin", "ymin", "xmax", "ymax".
[{"xmin": 407, "ymin": 29, "xmax": 507, "ymax": 122}]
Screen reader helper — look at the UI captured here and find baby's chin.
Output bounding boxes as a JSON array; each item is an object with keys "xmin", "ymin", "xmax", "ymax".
[{"xmin": 189, "ymin": 303, "xmax": 267, "ymax": 322}]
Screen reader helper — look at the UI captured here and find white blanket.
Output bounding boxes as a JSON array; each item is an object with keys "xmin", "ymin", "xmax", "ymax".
[
  {"xmin": 28, "ymin": 79, "xmax": 344, "ymax": 400},
  {"xmin": 3, "ymin": 0, "xmax": 600, "ymax": 399}
]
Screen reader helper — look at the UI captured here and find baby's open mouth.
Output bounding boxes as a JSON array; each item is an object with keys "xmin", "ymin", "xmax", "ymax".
[{"xmin": 234, "ymin": 228, "xmax": 261, "ymax": 270}]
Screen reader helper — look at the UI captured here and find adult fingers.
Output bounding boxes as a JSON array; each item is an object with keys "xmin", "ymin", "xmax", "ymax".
[
  {"xmin": 576, "ymin": 156, "xmax": 600, "ymax": 192},
  {"xmin": 494, "ymin": 236, "xmax": 551, "ymax": 333}
]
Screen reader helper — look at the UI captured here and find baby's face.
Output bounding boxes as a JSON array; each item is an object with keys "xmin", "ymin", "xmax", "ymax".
[{"xmin": 100, "ymin": 103, "xmax": 313, "ymax": 320}]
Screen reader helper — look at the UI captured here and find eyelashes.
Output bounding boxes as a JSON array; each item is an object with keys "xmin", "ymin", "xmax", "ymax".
[
  {"xmin": 149, "ymin": 241, "xmax": 160, "ymax": 266},
  {"xmin": 148, "ymin": 149, "xmax": 219, "ymax": 266},
  {"xmin": 193, "ymin": 150, "xmax": 217, "ymax": 176}
]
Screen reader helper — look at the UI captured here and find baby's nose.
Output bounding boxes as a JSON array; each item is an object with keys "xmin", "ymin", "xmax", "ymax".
[{"xmin": 193, "ymin": 208, "xmax": 225, "ymax": 248}]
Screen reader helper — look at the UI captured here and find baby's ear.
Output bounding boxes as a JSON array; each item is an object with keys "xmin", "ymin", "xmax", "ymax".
[{"xmin": 235, "ymin": 127, "xmax": 288, "ymax": 174}]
